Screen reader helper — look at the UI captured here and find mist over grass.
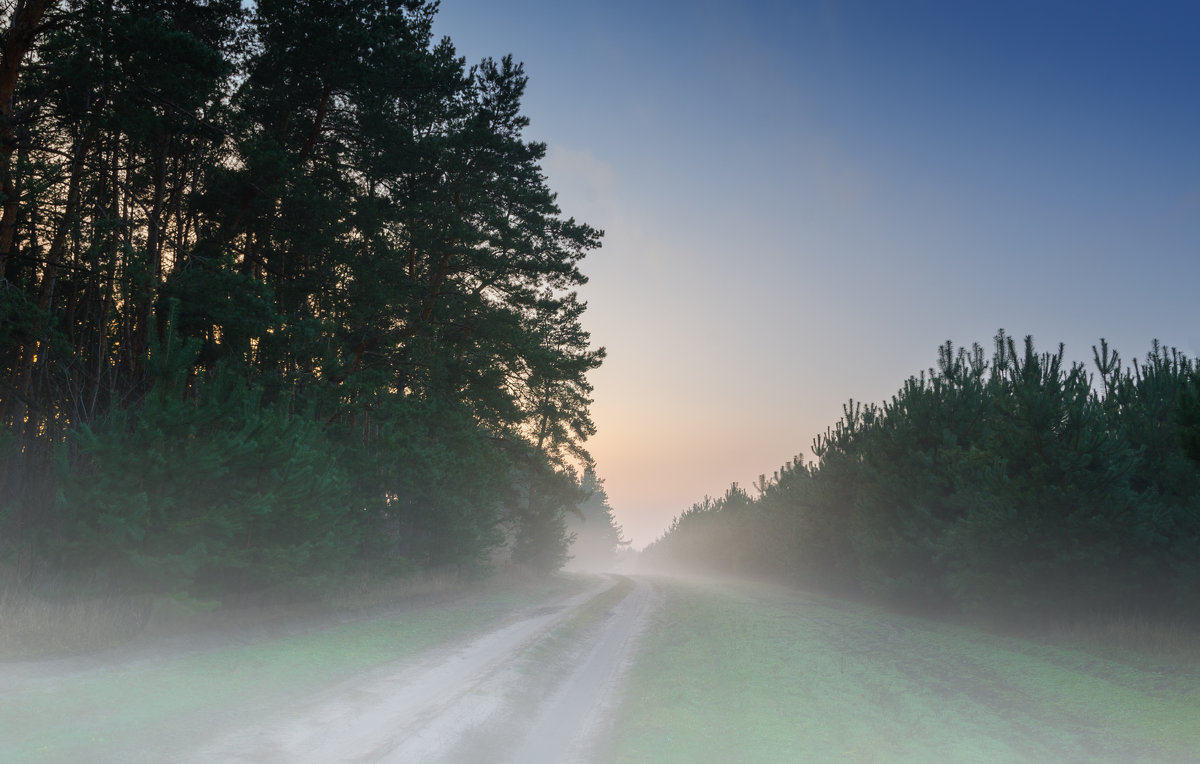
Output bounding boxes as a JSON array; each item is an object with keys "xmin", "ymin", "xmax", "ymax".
[
  {"xmin": 611, "ymin": 577, "xmax": 1200, "ymax": 763},
  {"xmin": 0, "ymin": 562, "xmax": 576, "ymax": 660},
  {"xmin": 0, "ymin": 572, "xmax": 596, "ymax": 762}
]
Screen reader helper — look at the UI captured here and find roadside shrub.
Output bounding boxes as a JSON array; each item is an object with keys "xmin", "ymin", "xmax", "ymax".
[{"xmin": 56, "ymin": 350, "xmax": 361, "ymax": 598}]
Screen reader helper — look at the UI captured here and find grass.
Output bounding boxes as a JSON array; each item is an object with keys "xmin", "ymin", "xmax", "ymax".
[
  {"xmin": 611, "ymin": 576, "xmax": 1200, "ymax": 763},
  {"xmin": 0, "ymin": 571, "xmax": 593, "ymax": 763},
  {"xmin": 1040, "ymin": 612, "xmax": 1200, "ymax": 667},
  {"xmin": 0, "ymin": 585, "xmax": 154, "ymax": 657},
  {"xmin": 0, "ymin": 567, "xmax": 518, "ymax": 659}
]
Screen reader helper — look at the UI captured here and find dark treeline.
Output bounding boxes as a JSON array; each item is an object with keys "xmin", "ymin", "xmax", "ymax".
[
  {"xmin": 0, "ymin": 0, "xmax": 608, "ymax": 598},
  {"xmin": 645, "ymin": 332, "xmax": 1200, "ymax": 620}
]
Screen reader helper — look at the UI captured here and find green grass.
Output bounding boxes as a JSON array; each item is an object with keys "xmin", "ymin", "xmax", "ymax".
[
  {"xmin": 612, "ymin": 577, "xmax": 1200, "ymax": 763},
  {"xmin": 0, "ymin": 573, "xmax": 593, "ymax": 763},
  {"xmin": 0, "ymin": 568, "xmax": 473, "ymax": 659}
]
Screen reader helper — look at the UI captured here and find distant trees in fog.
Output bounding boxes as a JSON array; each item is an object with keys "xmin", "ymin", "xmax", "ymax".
[
  {"xmin": 645, "ymin": 332, "xmax": 1200, "ymax": 619},
  {"xmin": 565, "ymin": 468, "xmax": 630, "ymax": 570}
]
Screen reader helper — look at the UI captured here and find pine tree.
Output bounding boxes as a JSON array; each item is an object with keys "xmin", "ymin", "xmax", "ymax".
[{"xmin": 565, "ymin": 468, "xmax": 629, "ymax": 570}]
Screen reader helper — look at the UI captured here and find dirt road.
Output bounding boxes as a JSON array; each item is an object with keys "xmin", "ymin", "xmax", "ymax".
[{"xmin": 187, "ymin": 574, "xmax": 656, "ymax": 763}]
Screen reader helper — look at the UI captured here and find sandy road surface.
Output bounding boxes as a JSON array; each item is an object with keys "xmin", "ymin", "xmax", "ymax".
[{"xmin": 187, "ymin": 575, "xmax": 656, "ymax": 763}]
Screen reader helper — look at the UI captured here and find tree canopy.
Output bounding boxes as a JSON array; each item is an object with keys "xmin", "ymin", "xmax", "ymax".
[
  {"xmin": 646, "ymin": 333, "xmax": 1200, "ymax": 621},
  {"xmin": 0, "ymin": 0, "xmax": 604, "ymax": 594}
]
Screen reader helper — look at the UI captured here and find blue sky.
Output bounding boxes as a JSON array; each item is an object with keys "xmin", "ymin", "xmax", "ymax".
[{"xmin": 434, "ymin": 1, "xmax": 1200, "ymax": 546}]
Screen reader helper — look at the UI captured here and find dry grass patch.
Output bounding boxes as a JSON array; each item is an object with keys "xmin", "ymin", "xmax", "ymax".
[
  {"xmin": 1041, "ymin": 613, "xmax": 1200, "ymax": 667},
  {"xmin": 0, "ymin": 586, "xmax": 152, "ymax": 657},
  {"xmin": 0, "ymin": 564, "xmax": 552, "ymax": 660}
]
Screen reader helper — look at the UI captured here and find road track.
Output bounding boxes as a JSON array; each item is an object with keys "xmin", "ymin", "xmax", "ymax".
[{"xmin": 187, "ymin": 575, "xmax": 656, "ymax": 763}]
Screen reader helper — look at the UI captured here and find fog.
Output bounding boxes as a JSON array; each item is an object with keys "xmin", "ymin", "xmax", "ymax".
[{"xmin": 6, "ymin": 559, "xmax": 1200, "ymax": 761}]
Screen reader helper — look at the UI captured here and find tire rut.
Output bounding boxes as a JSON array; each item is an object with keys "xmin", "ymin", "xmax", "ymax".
[
  {"xmin": 187, "ymin": 575, "xmax": 653, "ymax": 763},
  {"xmin": 507, "ymin": 576, "xmax": 656, "ymax": 764}
]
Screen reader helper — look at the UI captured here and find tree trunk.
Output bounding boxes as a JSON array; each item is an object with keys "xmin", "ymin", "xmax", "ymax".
[{"xmin": 0, "ymin": 0, "xmax": 53, "ymax": 276}]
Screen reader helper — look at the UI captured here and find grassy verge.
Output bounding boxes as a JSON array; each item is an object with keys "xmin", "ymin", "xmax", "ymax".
[
  {"xmin": 0, "ymin": 585, "xmax": 152, "ymax": 657},
  {"xmin": 0, "ymin": 572, "xmax": 593, "ymax": 763},
  {"xmin": 0, "ymin": 568, "xmax": 479, "ymax": 659},
  {"xmin": 612, "ymin": 576, "xmax": 1200, "ymax": 763}
]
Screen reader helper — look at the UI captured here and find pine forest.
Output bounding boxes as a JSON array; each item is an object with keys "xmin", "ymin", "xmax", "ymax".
[
  {"xmin": 646, "ymin": 332, "xmax": 1200, "ymax": 622},
  {"xmin": 0, "ymin": 0, "xmax": 612, "ymax": 598}
]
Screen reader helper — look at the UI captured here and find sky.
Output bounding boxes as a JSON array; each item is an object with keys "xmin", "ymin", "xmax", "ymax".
[{"xmin": 433, "ymin": 1, "xmax": 1200, "ymax": 548}]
